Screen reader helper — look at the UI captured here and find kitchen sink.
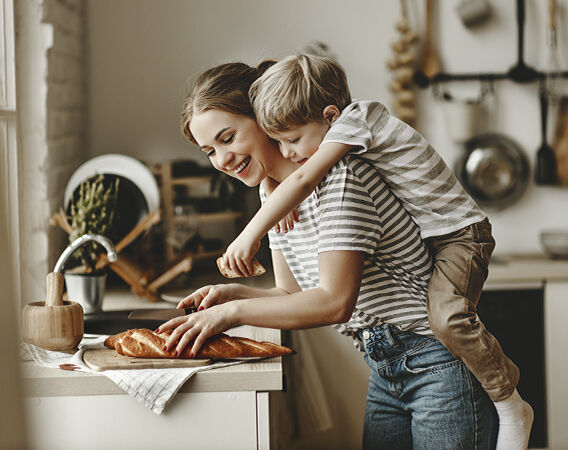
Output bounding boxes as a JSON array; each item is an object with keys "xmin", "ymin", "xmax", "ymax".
[{"xmin": 83, "ymin": 310, "xmax": 164, "ymax": 335}]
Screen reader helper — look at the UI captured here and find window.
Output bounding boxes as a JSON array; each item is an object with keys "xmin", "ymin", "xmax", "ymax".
[{"xmin": 1, "ymin": 0, "xmax": 21, "ymax": 305}]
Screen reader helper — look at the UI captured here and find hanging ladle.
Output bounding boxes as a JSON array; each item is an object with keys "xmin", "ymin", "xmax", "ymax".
[
  {"xmin": 507, "ymin": 0, "xmax": 539, "ymax": 83},
  {"xmin": 535, "ymin": 81, "xmax": 557, "ymax": 185}
]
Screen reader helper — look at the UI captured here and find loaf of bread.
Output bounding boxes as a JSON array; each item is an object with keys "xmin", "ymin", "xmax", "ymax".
[
  {"xmin": 216, "ymin": 256, "xmax": 266, "ymax": 278},
  {"xmin": 104, "ymin": 328, "xmax": 293, "ymax": 359}
]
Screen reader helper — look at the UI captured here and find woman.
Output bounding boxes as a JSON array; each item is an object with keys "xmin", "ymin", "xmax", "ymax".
[{"xmin": 157, "ymin": 62, "xmax": 497, "ymax": 449}]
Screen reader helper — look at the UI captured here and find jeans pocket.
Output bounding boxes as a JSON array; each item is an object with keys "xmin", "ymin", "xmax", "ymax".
[{"xmin": 402, "ymin": 340, "xmax": 462, "ymax": 375}]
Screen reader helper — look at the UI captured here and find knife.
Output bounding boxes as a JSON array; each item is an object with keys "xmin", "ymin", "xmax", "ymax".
[{"xmin": 128, "ymin": 308, "xmax": 197, "ymax": 321}]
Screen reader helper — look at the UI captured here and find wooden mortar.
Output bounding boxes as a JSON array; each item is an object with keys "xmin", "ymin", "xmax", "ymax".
[{"xmin": 22, "ymin": 272, "xmax": 84, "ymax": 351}]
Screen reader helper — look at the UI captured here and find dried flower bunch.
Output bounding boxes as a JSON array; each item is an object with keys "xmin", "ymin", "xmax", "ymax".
[{"xmin": 66, "ymin": 174, "xmax": 120, "ymax": 273}]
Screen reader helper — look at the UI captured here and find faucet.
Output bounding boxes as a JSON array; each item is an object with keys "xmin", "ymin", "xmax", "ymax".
[{"xmin": 54, "ymin": 234, "xmax": 118, "ymax": 273}]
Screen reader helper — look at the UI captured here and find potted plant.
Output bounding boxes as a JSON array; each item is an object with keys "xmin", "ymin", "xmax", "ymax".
[{"xmin": 63, "ymin": 174, "xmax": 120, "ymax": 313}]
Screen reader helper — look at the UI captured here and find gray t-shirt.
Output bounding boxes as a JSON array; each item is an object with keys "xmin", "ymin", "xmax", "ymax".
[{"xmin": 264, "ymin": 156, "xmax": 434, "ymax": 340}]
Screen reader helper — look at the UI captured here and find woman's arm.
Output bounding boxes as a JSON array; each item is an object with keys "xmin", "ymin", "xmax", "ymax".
[
  {"xmin": 271, "ymin": 249, "xmax": 302, "ymax": 294},
  {"xmin": 176, "ymin": 282, "xmax": 287, "ymax": 310},
  {"xmin": 233, "ymin": 249, "xmax": 363, "ymax": 329},
  {"xmin": 161, "ymin": 249, "xmax": 364, "ymax": 356},
  {"xmin": 222, "ymin": 142, "xmax": 354, "ymax": 276}
]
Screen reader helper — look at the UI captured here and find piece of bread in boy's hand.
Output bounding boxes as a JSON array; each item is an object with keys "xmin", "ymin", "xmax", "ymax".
[{"xmin": 216, "ymin": 257, "xmax": 266, "ymax": 278}]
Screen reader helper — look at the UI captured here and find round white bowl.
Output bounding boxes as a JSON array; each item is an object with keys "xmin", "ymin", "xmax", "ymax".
[{"xmin": 540, "ymin": 230, "xmax": 568, "ymax": 259}]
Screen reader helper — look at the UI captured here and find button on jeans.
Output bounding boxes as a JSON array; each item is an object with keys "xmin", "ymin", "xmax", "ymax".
[{"xmin": 361, "ymin": 324, "xmax": 498, "ymax": 450}]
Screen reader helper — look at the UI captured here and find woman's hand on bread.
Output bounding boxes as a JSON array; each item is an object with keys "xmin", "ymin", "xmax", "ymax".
[
  {"xmin": 164, "ymin": 283, "xmax": 242, "ymax": 355},
  {"xmin": 157, "ymin": 304, "xmax": 237, "ymax": 357}
]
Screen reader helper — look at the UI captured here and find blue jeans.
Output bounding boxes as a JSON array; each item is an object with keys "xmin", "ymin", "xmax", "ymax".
[{"xmin": 360, "ymin": 324, "xmax": 498, "ymax": 450}]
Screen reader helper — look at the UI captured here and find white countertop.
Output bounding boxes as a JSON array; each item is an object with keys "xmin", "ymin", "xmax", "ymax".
[
  {"xmin": 21, "ymin": 272, "xmax": 285, "ymax": 398},
  {"xmin": 21, "ymin": 325, "xmax": 285, "ymax": 397},
  {"xmin": 486, "ymin": 254, "xmax": 568, "ymax": 286}
]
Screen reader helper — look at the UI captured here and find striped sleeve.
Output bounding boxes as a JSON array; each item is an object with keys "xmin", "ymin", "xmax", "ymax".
[
  {"xmin": 321, "ymin": 101, "xmax": 389, "ymax": 153},
  {"xmin": 317, "ymin": 164, "xmax": 381, "ymax": 255}
]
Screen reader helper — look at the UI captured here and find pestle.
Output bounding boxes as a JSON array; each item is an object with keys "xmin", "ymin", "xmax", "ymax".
[{"xmin": 22, "ymin": 272, "xmax": 84, "ymax": 351}]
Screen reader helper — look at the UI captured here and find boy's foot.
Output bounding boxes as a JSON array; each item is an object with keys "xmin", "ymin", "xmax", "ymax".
[{"xmin": 494, "ymin": 389, "xmax": 534, "ymax": 450}]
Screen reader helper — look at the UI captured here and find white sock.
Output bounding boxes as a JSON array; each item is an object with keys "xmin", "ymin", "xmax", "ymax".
[{"xmin": 493, "ymin": 389, "xmax": 534, "ymax": 450}]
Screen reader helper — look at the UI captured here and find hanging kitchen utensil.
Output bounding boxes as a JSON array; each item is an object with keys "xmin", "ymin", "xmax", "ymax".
[
  {"xmin": 456, "ymin": 82, "xmax": 530, "ymax": 210},
  {"xmin": 535, "ymin": 81, "xmax": 557, "ymax": 185},
  {"xmin": 507, "ymin": 0, "xmax": 538, "ymax": 83},
  {"xmin": 456, "ymin": 0, "xmax": 492, "ymax": 28},
  {"xmin": 414, "ymin": 0, "xmax": 440, "ymax": 87},
  {"xmin": 552, "ymin": 96, "xmax": 568, "ymax": 185},
  {"xmin": 457, "ymin": 133, "xmax": 530, "ymax": 210},
  {"xmin": 545, "ymin": 0, "xmax": 562, "ymax": 100},
  {"xmin": 421, "ymin": 0, "xmax": 440, "ymax": 79},
  {"xmin": 438, "ymin": 83, "xmax": 487, "ymax": 143}
]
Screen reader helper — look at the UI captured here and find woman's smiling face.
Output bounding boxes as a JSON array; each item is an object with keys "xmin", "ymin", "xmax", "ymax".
[{"xmin": 190, "ymin": 109, "xmax": 278, "ymax": 187}]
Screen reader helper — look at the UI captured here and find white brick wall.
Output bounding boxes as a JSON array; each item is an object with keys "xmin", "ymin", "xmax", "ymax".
[{"xmin": 16, "ymin": 0, "xmax": 87, "ymax": 303}]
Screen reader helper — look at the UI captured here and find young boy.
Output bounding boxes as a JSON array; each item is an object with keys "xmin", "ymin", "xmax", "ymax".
[{"xmin": 220, "ymin": 53, "xmax": 533, "ymax": 450}]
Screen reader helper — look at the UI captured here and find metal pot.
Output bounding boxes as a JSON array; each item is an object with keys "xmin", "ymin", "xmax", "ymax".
[
  {"xmin": 64, "ymin": 272, "xmax": 107, "ymax": 315},
  {"xmin": 456, "ymin": 133, "xmax": 529, "ymax": 210}
]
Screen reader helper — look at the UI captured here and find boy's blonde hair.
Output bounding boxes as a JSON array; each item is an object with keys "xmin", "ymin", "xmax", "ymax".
[{"xmin": 250, "ymin": 54, "xmax": 352, "ymax": 135}]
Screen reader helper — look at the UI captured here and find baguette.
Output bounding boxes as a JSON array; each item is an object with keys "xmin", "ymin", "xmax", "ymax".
[
  {"xmin": 104, "ymin": 328, "xmax": 293, "ymax": 359},
  {"xmin": 216, "ymin": 256, "xmax": 266, "ymax": 278}
]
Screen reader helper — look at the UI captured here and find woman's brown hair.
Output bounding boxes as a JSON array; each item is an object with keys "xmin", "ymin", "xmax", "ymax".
[{"xmin": 180, "ymin": 61, "xmax": 275, "ymax": 144}]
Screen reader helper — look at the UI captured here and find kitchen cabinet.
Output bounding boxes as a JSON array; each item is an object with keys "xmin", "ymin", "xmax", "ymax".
[
  {"xmin": 477, "ymin": 287, "xmax": 546, "ymax": 448},
  {"xmin": 25, "ymin": 392, "xmax": 265, "ymax": 450},
  {"xmin": 543, "ymin": 281, "xmax": 568, "ymax": 450},
  {"xmin": 21, "ymin": 290, "xmax": 284, "ymax": 450}
]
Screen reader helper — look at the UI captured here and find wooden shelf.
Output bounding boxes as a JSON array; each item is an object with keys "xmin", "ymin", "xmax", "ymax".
[
  {"xmin": 171, "ymin": 176, "xmax": 213, "ymax": 186},
  {"xmin": 193, "ymin": 248, "xmax": 224, "ymax": 260},
  {"xmin": 150, "ymin": 160, "xmax": 243, "ymax": 262},
  {"xmin": 173, "ymin": 211, "xmax": 242, "ymax": 224}
]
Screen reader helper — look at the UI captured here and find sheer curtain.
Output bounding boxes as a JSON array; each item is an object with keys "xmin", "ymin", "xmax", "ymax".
[{"xmin": 0, "ymin": 0, "xmax": 26, "ymax": 447}]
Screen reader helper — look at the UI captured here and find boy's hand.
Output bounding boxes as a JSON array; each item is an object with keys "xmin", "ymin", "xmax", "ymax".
[
  {"xmin": 221, "ymin": 234, "xmax": 261, "ymax": 277},
  {"xmin": 273, "ymin": 209, "xmax": 299, "ymax": 233},
  {"xmin": 262, "ymin": 177, "xmax": 300, "ymax": 233}
]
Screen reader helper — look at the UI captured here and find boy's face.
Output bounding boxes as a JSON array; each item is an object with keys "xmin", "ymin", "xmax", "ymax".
[{"xmin": 268, "ymin": 121, "xmax": 330, "ymax": 164}]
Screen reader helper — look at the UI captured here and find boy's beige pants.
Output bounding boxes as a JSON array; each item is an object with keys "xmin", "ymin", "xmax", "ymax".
[{"xmin": 426, "ymin": 218, "xmax": 520, "ymax": 402}]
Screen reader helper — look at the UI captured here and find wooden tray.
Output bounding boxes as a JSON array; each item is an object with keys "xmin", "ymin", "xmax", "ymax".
[{"xmin": 83, "ymin": 348, "xmax": 211, "ymax": 372}]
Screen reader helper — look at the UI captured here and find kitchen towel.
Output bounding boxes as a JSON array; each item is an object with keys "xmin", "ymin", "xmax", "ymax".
[{"xmin": 22, "ymin": 337, "xmax": 248, "ymax": 415}]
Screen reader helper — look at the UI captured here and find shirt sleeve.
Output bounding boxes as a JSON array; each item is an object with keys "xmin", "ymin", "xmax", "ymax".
[
  {"xmin": 321, "ymin": 101, "xmax": 390, "ymax": 157},
  {"xmin": 316, "ymin": 161, "xmax": 382, "ymax": 255}
]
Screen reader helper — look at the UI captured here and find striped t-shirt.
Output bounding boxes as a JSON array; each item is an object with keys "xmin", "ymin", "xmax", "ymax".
[
  {"xmin": 321, "ymin": 100, "xmax": 486, "ymax": 239},
  {"xmin": 264, "ymin": 156, "xmax": 434, "ymax": 339}
]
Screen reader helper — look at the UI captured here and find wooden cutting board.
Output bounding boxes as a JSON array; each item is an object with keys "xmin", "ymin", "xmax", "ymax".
[
  {"xmin": 553, "ymin": 96, "xmax": 568, "ymax": 185},
  {"xmin": 83, "ymin": 348, "xmax": 211, "ymax": 372}
]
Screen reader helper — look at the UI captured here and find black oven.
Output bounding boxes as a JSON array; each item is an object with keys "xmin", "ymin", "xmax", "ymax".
[{"xmin": 477, "ymin": 286, "xmax": 546, "ymax": 449}]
